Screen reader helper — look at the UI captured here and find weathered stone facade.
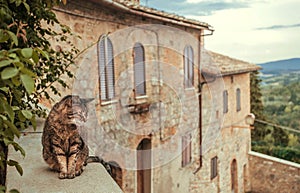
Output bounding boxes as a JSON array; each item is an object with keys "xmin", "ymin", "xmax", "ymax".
[
  {"xmin": 48, "ymin": 1, "xmax": 261, "ymax": 192},
  {"xmin": 249, "ymin": 151, "xmax": 300, "ymax": 193}
]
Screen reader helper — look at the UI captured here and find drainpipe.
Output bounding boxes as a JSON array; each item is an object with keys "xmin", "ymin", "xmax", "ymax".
[{"xmin": 193, "ymin": 33, "xmax": 215, "ymax": 174}]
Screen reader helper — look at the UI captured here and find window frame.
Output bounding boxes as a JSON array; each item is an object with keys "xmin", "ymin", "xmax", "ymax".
[
  {"xmin": 183, "ymin": 46, "xmax": 194, "ymax": 88},
  {"xmin": 182, "ymin": 133, "xmax": 192, "ymax": 167},
  {"xmin": 98, "ymin": 36, "xmax": 115, "ymax": 101},
  {"xmin": 133, "ymin": 43, "xmax": 146, "ymax": 97}
]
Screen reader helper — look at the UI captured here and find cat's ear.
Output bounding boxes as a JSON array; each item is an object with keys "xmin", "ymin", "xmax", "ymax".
[{"xmin": 81, "ymin": 98, "xmax": 94, "ymax": 104}]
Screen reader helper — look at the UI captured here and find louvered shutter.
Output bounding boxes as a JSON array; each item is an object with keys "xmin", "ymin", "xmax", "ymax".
[
  {"xmin": 98, "ymin": 36, "xmax": 115, "ymax": 100},
  {"xmin": 134, "ymin": 43, "xmax": 146, "ymax": 96},
  {"xmin": 223, "ymin": 90, "xmax": 228, "ymax": 113},
  {"xmin": 188, "ymin": 46, "xmax": 194, "ymax": 87},
  {"xmin": 236, "ymin": 88, "xmax": 241, "ymax": 111},
  {"xmin": 184, "ymin": 47, "xmax": 189, "ymax": 88},
  {"xmin": 184, "ymin": 46, "xmax": 194, "ymax": 88},
  {"xmin": 182, "ymin": 133, "xmax": 191, "ymax": 167},
  {"xmin": 107, "ymin": 38, "xmax": 115, "ymax": 99},
  {"xmin": 98, "ymin": 39, "xmax": 107, "ymax": 100}
]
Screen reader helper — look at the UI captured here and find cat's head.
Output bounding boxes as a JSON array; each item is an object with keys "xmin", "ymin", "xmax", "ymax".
[{"xmin": 58, "ymin": 95, "xmax": 94, "ymax": 128}]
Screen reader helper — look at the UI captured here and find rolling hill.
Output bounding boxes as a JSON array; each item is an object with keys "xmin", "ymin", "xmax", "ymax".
[{"xmin": 259, "ymin": 58, "xmax": 300, "ymax": 74}]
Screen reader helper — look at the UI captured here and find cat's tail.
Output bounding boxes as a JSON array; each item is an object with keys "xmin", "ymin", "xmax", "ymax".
[{"xmin": 87, "ymin": 156, "xmax": 112, "ymax": 175}]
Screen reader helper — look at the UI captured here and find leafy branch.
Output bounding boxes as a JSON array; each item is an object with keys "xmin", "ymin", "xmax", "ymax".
[{"xmin": 0, "ymin": 0, "xmax": 78, "ymax": 190}]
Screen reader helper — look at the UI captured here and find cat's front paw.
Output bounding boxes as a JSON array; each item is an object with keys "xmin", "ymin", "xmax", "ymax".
[
  {"xmin": 67, "ymin": 173, "xmax": 76, "ymax": 179},
  {"xmin": 75, "ymin": 168, "xmax": 83, "ymax": 176},
  {"xmin": 58, "ymin": 172, "xmax": 68, "ymax": 179}
]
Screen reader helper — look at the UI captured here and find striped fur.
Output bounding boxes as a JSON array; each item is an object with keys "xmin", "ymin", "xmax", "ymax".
[{"xmin": 42, "ymin": 95, "xmax": 93, "ymax": 179}]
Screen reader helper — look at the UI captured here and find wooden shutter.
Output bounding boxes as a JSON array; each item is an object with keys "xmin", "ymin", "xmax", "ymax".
[
  {"xmin": 211, "ymin": 156, "xmax": 218, "ymax": 179},
  {"xmin": 98, "ymin": 38, "xmax": 107, "ymax": 100},
  {"xmin": 223, "ymin": 90, "xmax": 228, "ymax": 113},
  {"xmin": 106, "ymin": 38, "xmax": 115, "ymax": 99},
  {"xmin": 188, "ymin": 46, "xmax": 194, "ymax": 87},
  {"xmin": 182, "ymin": 133, "xmax": 192, "ymax": 167},
  {"xmin": 98, "ymin": 36, "xmax": 115, "ymax": 100},
  {"xmin": 184, "ymin": 46, "xmax": 194, "ymax": 88},
  {"xmin": 236, "ymin": 88, "xmax": 241, "ymax": 111},
  {"xmin": 134, "ymin": 43, "xmax": 146, "ymax": 96}
]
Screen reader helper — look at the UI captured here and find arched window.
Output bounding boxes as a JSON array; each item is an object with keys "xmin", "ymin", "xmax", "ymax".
[
  {"xmin": 133, "ymin": 43, "xmax": 146, "ymax": 96},
  {"xmin": 184, "ymin": 46, "xmax": 194, "ymax": 88},
  {"xmin": 236, "ymin": 88, "xmax": 241, "ymax": 112},
  {"xmin": 98, "ymin": 36, "xmax": 115, "ymax": 100}
]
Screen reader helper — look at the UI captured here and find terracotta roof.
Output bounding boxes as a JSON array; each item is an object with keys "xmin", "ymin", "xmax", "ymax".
[
  {"xmin": 112, "ymin": 0, "xmax": 213, "ymax": 30},
  {"xmin": 202, "ymin": 51, "xmax": 261, "ymax": 76}
]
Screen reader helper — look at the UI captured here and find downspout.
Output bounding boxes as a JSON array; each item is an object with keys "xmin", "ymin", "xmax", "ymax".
[{"xmin": 193, "ymin": 33, "xmax": 215, "ymax": 174}]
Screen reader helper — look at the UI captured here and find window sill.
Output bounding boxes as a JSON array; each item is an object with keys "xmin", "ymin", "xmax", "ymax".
[
  {"xmin": 134, "ymin": 95, "xmax": 148, "ymax": 104},
  {"xmin": 184, "ymin": 87, "xmax": 196, "ymax": 91},
  {"xmin": 100, "ymin": 99, "xmax": 118, "ymax": 106}
]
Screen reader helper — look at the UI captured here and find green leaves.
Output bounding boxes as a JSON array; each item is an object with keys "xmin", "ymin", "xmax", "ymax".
[
  {"xmin": 21, "ymin": 110, "xmax": 32, "ymax": 119},
  {"xmin": 1, "ymin": 67, "xmax": 19, "ymax": 79},
  {"xmin": 21, "ymin": 48, "xmax": 33, "ymax": 59},
  {"xmin": 0, "ymin": 59, "xmax": 13, "ymax": 68},
  {"xmin": 7, "ymin": 31, "xmax": 18, "ymax": 46},
  {"xmin": 7, "ymin": 159, "xmax": 23, "ymax": 176},
  {"xmin": 20, "ymin": 73, "xmax": 35, "ymax": 94}
]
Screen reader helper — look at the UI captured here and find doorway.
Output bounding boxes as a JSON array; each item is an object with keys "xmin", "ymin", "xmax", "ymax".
[
  {"xmin": 231, "ymin": 159, "xmax": 238, "ymax": 193},
  {"xmin": 137, "ymin": 138, "xmax": 151, "ymax": 193}
]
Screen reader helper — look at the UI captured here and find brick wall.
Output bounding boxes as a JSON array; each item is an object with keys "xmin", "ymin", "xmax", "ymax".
[{"xmin": 249, "ymin": 151, "xmax": 300, "ymax": 193}]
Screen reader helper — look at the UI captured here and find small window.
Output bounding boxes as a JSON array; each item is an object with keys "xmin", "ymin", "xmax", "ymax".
[
  {"xmin": 182, "ymin": 133, "xmax": 192, "ymax": 167},
  {"xmin": 223, "ymin": 90, "xmax": 228, "ymax": 113},
  {"xmin": 98, "ymin": 36, "xmax": 115, "ymax": 101},
  {"xmin": 211, "ymin": 156, "xmax": 218, "ymax": 179},
  {"xmin": 184, "ymin": 46, "xmax": 194, "ymax": 88},
  {"xmin": 133, "ymin": 43, "xmax": 146, "ymax": 96},
  {"xmin": 236, "ymin": 88, "xmax": 241, "ymax": 112}
]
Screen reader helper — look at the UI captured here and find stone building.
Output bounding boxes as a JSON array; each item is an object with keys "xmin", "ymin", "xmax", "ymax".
[{"xmin": 50, "ymin": 0, "xmax": 262, "ymax": 193}]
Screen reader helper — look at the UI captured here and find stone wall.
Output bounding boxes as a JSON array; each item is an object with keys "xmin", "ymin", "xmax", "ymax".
[
  {"xmin": 249, "ymin": 151, "xmax": 300, "ymax": 193},
  {"xmin": 190, "ymin": 74, "xmax": 252, "ymax": 193}
]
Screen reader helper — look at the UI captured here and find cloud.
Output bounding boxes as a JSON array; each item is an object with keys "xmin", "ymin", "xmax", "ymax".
[
  {"xmin": 255, "ymin": 23, "xmax": 300, "ymax": 30},
  {"xmin": 140, "ymin": 0, "xmax": 250, "ymax": 16}
]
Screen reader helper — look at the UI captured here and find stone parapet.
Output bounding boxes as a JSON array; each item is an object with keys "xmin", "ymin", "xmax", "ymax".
[{"xmin": 249, "ymin": 151, "xmax": 300, "ymax": 193}]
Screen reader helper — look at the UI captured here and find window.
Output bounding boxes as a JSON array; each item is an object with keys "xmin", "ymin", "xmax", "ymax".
[
  {"xmin": 211, "ymin": 156, "xmax": 218, "ymax": 179},
  {"xmin": 236, "ymin": 88, "xmax": 241, "ymax": 112},
  {"xmin": 223, "ymin": 90, "xmax": 228, "ymax": 113},
  {"xmin": 98, "ymin": 36, "xmax": 115, "ymax": 100},
  {"xmin": 184, "ymin": 46, "xmax": 194, "ymax": 88},
  {"xmin": 182, "ymin": 133, "xmax": 192, "ymax": 167},
  {"xmin": 133, "ymin": 43, "xmax": 146, "ymax": 96}
]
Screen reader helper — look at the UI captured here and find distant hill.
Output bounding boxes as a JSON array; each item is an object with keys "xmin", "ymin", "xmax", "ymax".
[{"xmin": 259, "ymin": 58, "xmax": 300, "ymax": 74}]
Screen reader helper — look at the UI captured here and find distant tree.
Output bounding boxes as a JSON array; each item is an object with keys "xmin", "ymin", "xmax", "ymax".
[
  {"xmin": 0, "ymin": 0, "xmax": 77, "ymax": 189},
  {"xmin": 272, "ymin": 127, "xmax": 289, "ymax": 147},
  {"xmin": 250, "ymin": 71, "xmax": 270, "ymax": 141},
  {"xmin": 289, "ymin": 91, "xmax": 297, "ymax": 104}
]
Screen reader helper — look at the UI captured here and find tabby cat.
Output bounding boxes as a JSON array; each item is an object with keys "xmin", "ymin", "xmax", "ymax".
[{"xmin": 42, "ymin": 95, "xmax": 93, "ymax": 179}]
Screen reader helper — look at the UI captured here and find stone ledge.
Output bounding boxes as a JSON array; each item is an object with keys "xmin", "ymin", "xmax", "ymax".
[
  {"xmin": 7, "ymin": 131, "xmax": 123, "ymax": 193},
  {"xmin": 249, "ymin": 151, "xmax": 300, "ymax": 168}
]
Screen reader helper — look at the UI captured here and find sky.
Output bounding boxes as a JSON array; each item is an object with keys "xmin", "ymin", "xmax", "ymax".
[{"xmin": 140, "ymin": 0, "xmax": 300, "ymax": 64}]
